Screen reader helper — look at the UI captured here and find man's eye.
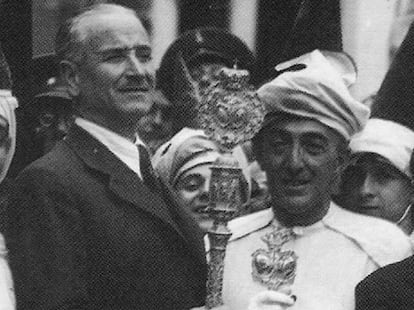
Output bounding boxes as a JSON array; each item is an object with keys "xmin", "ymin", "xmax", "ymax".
[
  {"xmin": 179, "ymin": 175, "xmax": 204, "ymax": 192},
  {"xmin": 184, "ymin": 183, "xmax": 201, "ymax": 192},
  {"xmin": 343, "ymin": 167, "xmax": 364, "ymax": 184},
  {"xmin": 372, "ymin": 169, "xmax": 398, "ymax": 184},
  {"xmin": 104, "ymin": 54, "xmax": 125, "ymax": 62},
  {"xmin": 304, "ymin": 143, "xmax": 326, "ymax": 155},
  {"xmin": 269, "ymin": 139, "xmax": 288, "ymax": 151},
  {"xmin": 302, "ymin": 139, "xmax": 328, "ymax": 155},
  {"xmin": 136, "ymin": 52, "xmax": 152, "ymax": 63},
  {"xmin": 39, "ymin": 113, "xmax": 57, "ymax": 127}
]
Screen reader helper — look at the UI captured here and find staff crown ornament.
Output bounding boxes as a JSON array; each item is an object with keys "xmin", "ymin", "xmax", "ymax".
[{"xmin": 198, "ymin": 66, "xmax": 265, "ymax": 151}]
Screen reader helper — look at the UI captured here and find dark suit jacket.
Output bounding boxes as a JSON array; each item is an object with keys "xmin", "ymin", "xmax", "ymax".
[
  {"xmin": 355, "ymin": 255, "xmax": 414, "ymax": 310},
  {"xmin": 6, "ymin": 125, "xmax": 207, "ymax": 310}
]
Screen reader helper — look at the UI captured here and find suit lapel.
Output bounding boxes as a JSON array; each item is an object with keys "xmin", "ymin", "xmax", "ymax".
[{"xmin": 64, "ymin": 126, "xmax": 188, "ymax": 242}]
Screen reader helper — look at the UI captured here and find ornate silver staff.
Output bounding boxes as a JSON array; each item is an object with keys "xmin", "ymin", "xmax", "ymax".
[{"xmin": 198, "ymin": 67, "xmax": 265, "ymax": 309}]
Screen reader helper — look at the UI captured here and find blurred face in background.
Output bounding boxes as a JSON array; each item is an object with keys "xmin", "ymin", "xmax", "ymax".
[
  {"xmin": 153, "ymin": 128, "xmax": 251, "ymax": 232},
  {"xmin": 136, "ymin": 91, "xmax": 173, "ymax": 153},
  {"xmin": 173, "ymin": 155, "xmax": 249, "ymax": 232},
  {"xmin": 34, "ymin": 100, "xmax": 74, "ymax": 155},
  {"xmin": 189, "ymin": 60, "xmax": 227, "ymax": 93},
  {"xmin": 340, "ymin": 153, "xmax": 414, "ymax": 233}
]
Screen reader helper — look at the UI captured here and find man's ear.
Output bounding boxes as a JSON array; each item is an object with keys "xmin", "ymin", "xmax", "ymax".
[
  {"xmin": 331, "ymin": 144, "xmax": 351, "ymax": 196},
  {"xmin": 337, "ymin": 145, "xmax": 351, "ymax": 170},
  {"xmin": 410, "ymin": 150, "xmax": 414, "ymax": 178},
  {"xmin": 4, "ymin": 136, "xmax": 11, "ymax": 153},
  {"xmin": 59, "ymin": 60, "xmax": 80, "ymax": 97}
]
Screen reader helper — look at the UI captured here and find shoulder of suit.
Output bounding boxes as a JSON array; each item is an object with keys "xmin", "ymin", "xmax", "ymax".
[
  {"xmin": 17, "ymin": 141, "xmax": 81, "ymax": 185},
  {"xmin": 324, "ymin": 203, "xmax": 413, "ymax": 267}
]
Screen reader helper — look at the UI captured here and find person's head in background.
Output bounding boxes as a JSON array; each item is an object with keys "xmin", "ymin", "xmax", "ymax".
[
  {"xmin": 339, "ymin": 18, "xmax": 414, "ymax": 235},
  {"xmin": 27, "ymin": 72, "xmax": 73, "ymax": 158},
  {"xmin": 152, "ymin": 127, "xmax": 252, "ymax": 232},
  {"xmin": 136, "ymin": 89, "xmax": 173, "ymax": 154},
  {"xmin": 339, "ymin": 120, "xmax": 414, "ymax": 235},
  {"xmin": 157, "ymin": 27, "xmax": 256, "ymax": 133},
  {"xmin": 0, "ymin": 44, "xmax": 18, "ymax": 183}
]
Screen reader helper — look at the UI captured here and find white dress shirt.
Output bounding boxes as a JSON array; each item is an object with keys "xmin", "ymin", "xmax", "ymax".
[{"xmin": 75, "ymin": 117, "xmax": 146, "ymax": 179}]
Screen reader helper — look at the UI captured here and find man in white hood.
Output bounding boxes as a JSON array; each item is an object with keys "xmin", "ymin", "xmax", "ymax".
[
  {"xmin": 0, "ymin": 44, "xmax": 19, "ymax": 310},
  {"xmin": 204, "ymin": 50, "xmax": 412, "ymax": 310}
]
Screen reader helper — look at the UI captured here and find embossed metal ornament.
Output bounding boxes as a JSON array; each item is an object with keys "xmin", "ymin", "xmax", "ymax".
[
  {"xmin": 201, "ymin": 67, "xmax": 265, "ymax": 309},
  {"xmin": 252, "ymin": 225, "xmax": 298, "ymax": 291},
  {"xmin": 198, "ymin": 67, "xmax": 265, "ymax": 151}
]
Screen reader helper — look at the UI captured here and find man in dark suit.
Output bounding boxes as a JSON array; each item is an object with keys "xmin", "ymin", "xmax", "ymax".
[
  {"xmin": 355, "ymin": 255, "xmax": 414, "ymax": 310},
  {"xmin": 6, "ymin": 4, "xmax": 206, "ymax": 310}
]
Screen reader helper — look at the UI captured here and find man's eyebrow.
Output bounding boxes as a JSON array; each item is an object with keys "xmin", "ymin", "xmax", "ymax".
[
  {"xmin": 302, "ymin": 132, "xmax": 330, "ymax": 142},
  {"xmin": 97, "ymin": 45, "xmax": 152, "ymax": 55}
]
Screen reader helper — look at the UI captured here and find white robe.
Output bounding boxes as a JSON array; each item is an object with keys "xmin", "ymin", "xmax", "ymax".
[
  {"xmin": 219, "ymin": 203, "xmax": 412, "ymax": 310},
  {"xmin": 0, "ymin": 234, "xmax": 14, "ymax": 309}
]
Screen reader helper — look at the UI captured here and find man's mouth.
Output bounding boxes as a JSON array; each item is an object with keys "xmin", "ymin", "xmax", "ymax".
[
  {"xmin": 193, "ymin": 205, "xmax": 210, "ymax": 214},
  {"xmin": 358, "ymin": 204, "xmax": 379, "ymax": 210},
  {"xmin": 118, "ymin": 85, "xmax": 151, "ymax": 92},
  {"xmin": 283, "ymin": 179, "xmax": 310, "ymax": 187}
]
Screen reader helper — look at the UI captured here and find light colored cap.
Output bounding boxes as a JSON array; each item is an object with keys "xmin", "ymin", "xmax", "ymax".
[
  {"xmin": 257, "ymin": 49, "xmax": 370, "ymax": 140},
  {"xmin": 0, "ymin": 90, "xmax": 18, "ymax": 182},
  {"xmin": 152, "ymin": 127, "xmax": 251, "ymax": 202},
  {"xmin": 350, "ymin": 118, "xmax": 414, "ymax": 178}
]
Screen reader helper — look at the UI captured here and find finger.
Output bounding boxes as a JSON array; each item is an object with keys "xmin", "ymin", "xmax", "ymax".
[
  {"xmin": 254, "ymin": 290, "xmax": 295, "ymax": 306},
  {"xmin": 277, "ymin": 285, "xmax": 292, "ymax": 296}
]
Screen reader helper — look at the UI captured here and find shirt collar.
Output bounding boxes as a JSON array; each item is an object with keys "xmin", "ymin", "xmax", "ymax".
[
  {"xmin": 75, "ymin": 117, "xmax": 143, "ymax": 178},
  {"xmin": 271, "ymin": 203, "xmax": 336, "ymax": 236},
  {"xmin": 228, "ymin": 208, "xmax": 274, "ymax": 241}
]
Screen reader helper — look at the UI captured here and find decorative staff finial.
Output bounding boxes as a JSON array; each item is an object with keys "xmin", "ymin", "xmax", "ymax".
[
  {"xmin": 198, "ymin": 67, "xmax": 265, "ymax": 151},
  {"xmin": 199, "ymin": 67, "xmax": 265, "ymax": 309}
]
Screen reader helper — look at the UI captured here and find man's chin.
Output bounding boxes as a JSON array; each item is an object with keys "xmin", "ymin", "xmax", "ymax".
[
  {"xmin": 117, "ymin": 92, "xmax": 152, "ymax": 107},
  {"xmin": 120, "ymin": 100, "xmax": 152, "ymax": 116},
  {"xmin": 276, "ymin": 195, "xmax": 314, "ymax": 215}
]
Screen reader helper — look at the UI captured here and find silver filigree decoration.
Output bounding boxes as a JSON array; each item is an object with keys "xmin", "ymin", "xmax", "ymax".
[
  {"xmin": 252, "ymin": 226, "xmax": 298, "ymax": 290},
  {"xmin": 198, "ymin": 68, "xmax": 265, "ymax": 151}
]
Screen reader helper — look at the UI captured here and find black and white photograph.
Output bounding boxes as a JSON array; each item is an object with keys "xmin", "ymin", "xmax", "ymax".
[{"xmin": 0, "ymin": 0, "xmax": 413, "ymax": 309}]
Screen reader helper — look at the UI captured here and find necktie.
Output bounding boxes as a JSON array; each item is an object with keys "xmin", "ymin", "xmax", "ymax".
[{"xmin": 137, "ymin": 144, "xmax": 160, "ymax": 192}]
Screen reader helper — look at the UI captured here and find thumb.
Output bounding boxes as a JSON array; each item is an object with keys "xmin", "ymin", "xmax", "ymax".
[{"xmin": 248, "ymin": 290, "xmax": 295, "ymax": 310}]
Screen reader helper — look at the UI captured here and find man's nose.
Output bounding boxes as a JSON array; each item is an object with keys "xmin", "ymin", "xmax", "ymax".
[
  {"xmin": 125, "ymin": 54, "xmax": 149, "ymax": 75},
  {"xmin": 359, "ymin": 173, "xmax": 377, "ymax": 196},
  {"xmin": 57, "ymin": 117, "xmax": 71, "ymax": 135},
  {"xmin": 198, "ymin": 181, "xmax": 210, "ymax": 202},
  {"xmin": 286, "ymin": 144, "xmax": 305, "ymax": 172},
  {"xmin": 152, "ymin": 110, "xmax": 163, "ymax": 125}
]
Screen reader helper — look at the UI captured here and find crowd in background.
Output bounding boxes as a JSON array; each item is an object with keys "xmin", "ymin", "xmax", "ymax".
[{"xmin": 0, "ymin": 2, "xmax": 413, "ymax": 310}]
